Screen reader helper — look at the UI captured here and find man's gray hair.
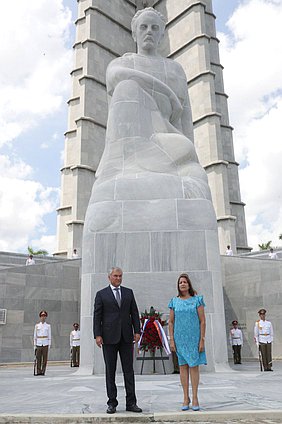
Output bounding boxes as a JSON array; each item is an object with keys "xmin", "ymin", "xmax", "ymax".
[
  {"xmin": 131, "ymin": 7, "xmax": 166, "ymax": 35},
  {"xmin": 108, "ymin": 267, "xmax": 123, "ymax": 276}
]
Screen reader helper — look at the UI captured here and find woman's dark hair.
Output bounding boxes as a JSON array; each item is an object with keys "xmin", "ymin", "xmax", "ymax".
[{"xmin": 177, "ymin": 273, "xmax": 196, "ymax": 297}]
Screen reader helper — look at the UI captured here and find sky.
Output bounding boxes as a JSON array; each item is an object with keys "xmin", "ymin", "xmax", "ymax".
[{"xmin": 0, "ymin": 0, "xmax": 282, "ymax": 255}]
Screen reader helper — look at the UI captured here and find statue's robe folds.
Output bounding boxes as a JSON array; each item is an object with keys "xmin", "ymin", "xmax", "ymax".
[{"xmin": 85, "ymin": 53, "xmax": 212, "ymax": 232}]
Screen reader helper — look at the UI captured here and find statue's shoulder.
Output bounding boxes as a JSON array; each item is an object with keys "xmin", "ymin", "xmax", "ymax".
[
  {"xmin": 109, "ymin": 53, "xmax": 135, "ymax": 67},
  {"xmin": 162, "ymin": 56, "xmax": 186, "ymax": 78},
  {"xmin": 165, "ymin": 57, "xmax": 185, "ymax": 72},
  {"xmin": 119, "ymin": 52, "xmax": 136, "ymax": 61}
]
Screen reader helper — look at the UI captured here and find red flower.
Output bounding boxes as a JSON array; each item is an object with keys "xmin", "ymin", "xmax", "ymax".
[{"xmin": 139, "ymin": 307, "xmax": 167, "ymax": 353}]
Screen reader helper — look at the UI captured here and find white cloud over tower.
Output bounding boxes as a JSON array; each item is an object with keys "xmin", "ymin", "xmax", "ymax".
[
  {"xmin": 0, "ymin": 0, "xmax": 72, "ymax": 253},
  {"xmin": 218, "ymin": 0, "xmax": 282, "ymax": 249}
]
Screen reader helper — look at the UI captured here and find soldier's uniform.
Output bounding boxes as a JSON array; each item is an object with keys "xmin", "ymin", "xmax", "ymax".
[
  {"xmin": 229, "ymin": 320, "xmax": 243, "ymax": 364},
  {"xmin": 254, "ymin": 308, "xmax": 273, "ymax": 371},
  {"xmin": 33, "ymin": 310, "xmax": 51, "ymax": 375},
  {"xmin": 70, "ymin": 323, "xmax": 80, "ymax": 367}
]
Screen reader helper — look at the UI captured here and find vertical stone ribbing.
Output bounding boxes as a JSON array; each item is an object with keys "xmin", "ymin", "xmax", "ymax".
[
  {"xmin": 156, "ymin": 0, "xmax": 249, "ymax": 253},
  {"xmin": 56, "ymin": 0, "xmax": 136, "ymax": 257}
]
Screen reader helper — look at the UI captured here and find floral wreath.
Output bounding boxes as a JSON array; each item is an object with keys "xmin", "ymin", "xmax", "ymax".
[{"xmin": 138, "ymin": 306, "xmax": 170, "ymax": 354}]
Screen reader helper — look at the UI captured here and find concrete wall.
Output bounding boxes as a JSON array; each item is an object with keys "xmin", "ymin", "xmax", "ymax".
[
  {"xmin": 1, "ymin": 254, "xmax": 282, "ymax": 363},
  {"xmin": 0, "ymin": 251, "xmax": 62, "ymax": 271},
  {"xmin": 0, "ymin": 259, "xmax": 81, "ymax": 363},
  {"xmin": 222, "ymin": 256, "xmax": 282, "ymax": 360}
]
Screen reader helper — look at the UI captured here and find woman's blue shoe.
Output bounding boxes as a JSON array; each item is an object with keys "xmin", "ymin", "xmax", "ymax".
[
  {"xmin": 192, "ymin": 405, "xmax": 200, "ymax": 411},
  {"xmin": 181, "ymin": 405, "xmax": 189, "ymax": 411}
]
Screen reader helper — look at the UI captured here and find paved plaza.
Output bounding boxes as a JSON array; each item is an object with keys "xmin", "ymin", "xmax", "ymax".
[{"xmin": 0, "ymin": 360, "xmax": 282, "ymax": 423}]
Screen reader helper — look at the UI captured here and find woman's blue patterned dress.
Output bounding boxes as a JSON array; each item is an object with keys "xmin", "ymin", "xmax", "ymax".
[{"xmin": 168, "ymin": 295, "xmax": 207, "ymax": 367}]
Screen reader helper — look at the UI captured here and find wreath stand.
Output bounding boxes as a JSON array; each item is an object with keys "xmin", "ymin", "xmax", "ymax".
[{"xmin": 137, "ymin": 347, "xmax": 169, "ymax": 375}]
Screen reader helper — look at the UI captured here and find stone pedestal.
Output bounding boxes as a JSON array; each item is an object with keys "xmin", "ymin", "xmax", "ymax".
[{"xmin": 80, "ymin": 198, "xmax": 228, "ymax": 374}]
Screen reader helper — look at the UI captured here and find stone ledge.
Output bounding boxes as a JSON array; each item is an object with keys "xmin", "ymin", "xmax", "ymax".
[
  {"xmin": 1, "ymin": 410, "xmax": 282, "ymax": 423},
  {"xmin": 0, "ymin": 361, "xmax": 70, "ymax": 368}
]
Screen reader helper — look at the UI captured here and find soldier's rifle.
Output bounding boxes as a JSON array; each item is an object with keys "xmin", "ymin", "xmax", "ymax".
[
  {"xmin": 33, "ymin": 348, "xmax": 37, "ymax": 376},
  {"xmin": 258, "ymin": 344, "xmax": 263, "ymax": 372}
]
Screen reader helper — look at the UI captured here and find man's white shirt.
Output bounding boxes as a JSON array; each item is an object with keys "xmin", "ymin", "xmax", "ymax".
[
  {"xmin": 70, "ymin": 330, "xmax": 81, "ymax": 347},
  {"xmin": 110, "ymin": 284, "xmax": 122, "ymax": 302},
  {"xmin": 269, "ymin": 252, "xmax": 278, "ymax": 259},
  {"xmin": 34, "ymin": 322, "xmax": 51, "ymax": 347},
  {"xmin": 229, "ymin": 328, "xmax": 243, "ymax": 346},
  {"xmin": 254, "ymin": 319, "xmax": 273, "ymax": 344}
]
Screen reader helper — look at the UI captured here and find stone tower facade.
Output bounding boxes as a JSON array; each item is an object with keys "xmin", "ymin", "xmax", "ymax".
[{"xmin": 56, "ymin": 0, "xmax": 250, "ymax": 257}]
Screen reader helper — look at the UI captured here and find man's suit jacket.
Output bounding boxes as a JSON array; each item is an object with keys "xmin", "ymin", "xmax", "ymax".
[{"xmin": 93, "ymin": 285, "xmax": 141, "ymax": 344}]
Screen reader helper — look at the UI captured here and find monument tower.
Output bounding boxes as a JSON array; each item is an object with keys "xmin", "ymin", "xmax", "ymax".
[{"xmin": 56, "ymin": 0, "xmax": 250, "ymax": 257}]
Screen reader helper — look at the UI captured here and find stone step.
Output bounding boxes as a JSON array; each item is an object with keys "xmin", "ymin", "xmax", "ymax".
[{"xmin": 1, "ymin": 411, "xmax": 282, "ymax": 424}]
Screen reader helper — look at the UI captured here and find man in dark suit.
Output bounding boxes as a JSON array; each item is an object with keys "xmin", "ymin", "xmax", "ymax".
[{"xmin": 93, "ymin": 267, "xmax": 142, "ymax": 414}]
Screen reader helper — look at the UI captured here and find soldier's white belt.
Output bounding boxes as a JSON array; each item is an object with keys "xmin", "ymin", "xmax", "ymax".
[
  {"xmin": 259, "ymin": 334, "xmax": 270, "ymax": 336},
  {"xmin": 73, "ymin": 338, "xmax": 80, "ymax": 341},
  {"xmin": 232, "ymin": 337, "xmax": 240, "ymax": 339},
  {"xmin": 37, "ymin": 336, "xmax": 48, "ymax": 338}
]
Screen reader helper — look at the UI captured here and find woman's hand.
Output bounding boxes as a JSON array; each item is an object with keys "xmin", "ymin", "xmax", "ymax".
[
  {"xmin": 170, "ymin": 340, "xmax": 176, "ymax": 353},
  {"xmin": 199, "ymin": 338, "xmax": 205, "ymax": 352}
]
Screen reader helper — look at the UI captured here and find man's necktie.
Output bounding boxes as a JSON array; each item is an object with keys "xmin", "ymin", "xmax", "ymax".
[{"xmin": 114, "ymin": 288, "xmax": 121, "ymax": 307}]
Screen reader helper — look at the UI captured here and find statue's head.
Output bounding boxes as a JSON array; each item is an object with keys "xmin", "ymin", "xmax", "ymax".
[{"xmin": 131, "ymin": 7, "xmax": 166, "ymax": 53}]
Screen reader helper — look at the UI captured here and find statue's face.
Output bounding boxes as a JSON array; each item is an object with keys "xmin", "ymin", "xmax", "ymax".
[{"xmin": 135, "ymin": 11, "xmax": 164, "ymax": 53}]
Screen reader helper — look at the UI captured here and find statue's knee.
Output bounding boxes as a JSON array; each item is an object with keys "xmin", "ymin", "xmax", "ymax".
[{"xmin": 113, "ymin": 80, "xmax": 140, "ymax": 101}]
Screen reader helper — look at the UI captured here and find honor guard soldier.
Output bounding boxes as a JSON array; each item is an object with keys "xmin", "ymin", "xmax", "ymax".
[
  {"xmin": 254, "ymin": 309, "xmax": 274, "ymax": 371},
  {"xmin": 229, "ymin": 320, "xmax": 243, "ymax": 364},
  {"xmin": 26, "ymin": 254, "xmax": 35, "ymax": 265},
  {"xmin": 70, "ymin": 323, "xmax": 80, "ymax": 367},
  {"xmin": 33, "ymin": 310, "xmax": 51, "ymax": 375},
  {"xmin": 225, "ymin": 245, "xmax": 233, "ymax": 256}
]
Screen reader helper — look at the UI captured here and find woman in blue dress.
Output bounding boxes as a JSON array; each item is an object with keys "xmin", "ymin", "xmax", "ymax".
[{"xmin": 168, "ymin": 273, "xmax": 206, "ymax": 411}]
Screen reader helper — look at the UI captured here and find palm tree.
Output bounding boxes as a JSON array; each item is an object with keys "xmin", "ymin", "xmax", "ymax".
[
  {"xmin": 27, "ymin": 246, "xmax": 48, "ymax": 256},
  {"xmin": 258, "ymin": 241, "xmax": 272, "ymax": 251}
]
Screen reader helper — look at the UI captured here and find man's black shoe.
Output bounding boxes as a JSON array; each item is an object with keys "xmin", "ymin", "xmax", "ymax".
[
  {"xmin": 126, "ymin": 405, "xmax": 142, "ymax": 413},
  {"xmin": 106, "ymin": 405, "xmax": 116, "ymax": 414}
]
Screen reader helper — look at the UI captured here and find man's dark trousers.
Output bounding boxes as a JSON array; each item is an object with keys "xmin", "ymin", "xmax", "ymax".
[
  {"xmin": 103, "ymin": 336, "xmax": 136, "ymax": 407},
  {"xmin": 93, "ymin": 285, "xmax": 140, "ymax": 408},
  {"xmin": 260, "ymin": 342, "xmax": 272, "ymax": 370},
  {"xmin": 232, "ymin": 345, "xmax": 241, "ymax": 364}
]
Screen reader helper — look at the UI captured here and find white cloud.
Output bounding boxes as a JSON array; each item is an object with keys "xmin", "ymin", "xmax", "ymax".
[
  {"xmin": 0, "ymin": 0, "xmax": 72, "ymax": 147},
  {"xmin": 0, "ymin": 155, "xmax": 59, "ymax": 252},
  {"xmin": 0, "ymin": 0, "xmax": 71, "ymax": 253},
  {"xmin": 40, "ymin": 143, "xmax": 49, "ymax": 149},
  {"xmin": 29, "ymin": 235, "xmax": 58, "ymax": 256},
  {"xmin": 52, "ymin": 133, "xmax": 60, "ymax": 140},
  {"xmin": 0, "ymin": 155, "xmax": 33, "ymax": 179},
  {"xmin": 218, "ymin": 0, "xmax": 282, "ymax": 250},
  {"xmin": 40, "ymin": 132, "xmax": 63, "ymax": 149}
]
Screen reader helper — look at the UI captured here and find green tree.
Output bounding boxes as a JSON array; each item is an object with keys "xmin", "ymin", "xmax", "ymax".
[
  {"xmin": 27, "ymin": 246, "xmax": 48, "ymax": 256},
  {"xmin": 279, "ymin": 234, "xmax": 282, "ymax": 241},
  {"xmin": 258, "ymin": 241, "xmax": 272, "ymax": 251}
]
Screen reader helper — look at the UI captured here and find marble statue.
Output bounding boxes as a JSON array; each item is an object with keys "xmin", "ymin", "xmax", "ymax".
[{"xmin": 87, "ymin": 7, "xmax": 211, "ymax": 229}]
